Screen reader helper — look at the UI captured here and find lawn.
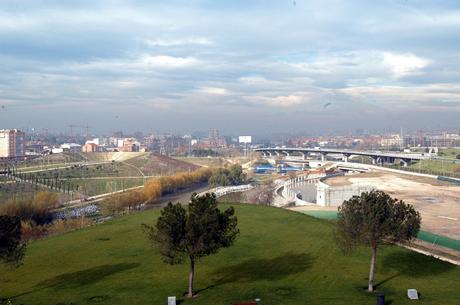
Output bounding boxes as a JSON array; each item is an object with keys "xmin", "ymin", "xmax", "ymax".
[
  {"xmin": 438, "ymin": 148, "xmax": 460, "ymax": 160},
  {"xmin": 70, "ymin": 178, "xmax": 145, "ymax": 196},
  {"xmin": 387, "ymin": 159, "xmax": 460, "ymax": 178},
  {"xmin": 1, "ymin": 204, "xmax": 459, "ymax": 305}
]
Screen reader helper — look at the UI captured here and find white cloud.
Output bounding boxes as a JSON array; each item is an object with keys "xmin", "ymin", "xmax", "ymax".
[
  {"xmin": 383, "ymin": 52, "xmax": 430, "ymax": 78},
  {"xmin": 141, "ymin": 55, "xmax": 200, "ymax": 69},
  {"xmin": 198, "ymin": 87, "xmax": 229, "ymax": 95},
  {"xmin": 145, "ymin": 37, "xmax": 212, "ymax": 47},
  {"xmin": 70, "ymin": 54, "xmax": 200, "ymax": 72},
  {"xmin": 246, "ymin": 94, "xmax": 311, "ymax": 107}
]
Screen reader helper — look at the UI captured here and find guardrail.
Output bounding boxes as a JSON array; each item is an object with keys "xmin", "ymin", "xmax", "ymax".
[{"xmin": 197, "ymin": 184, "xmax": 254, "ymax": 198}]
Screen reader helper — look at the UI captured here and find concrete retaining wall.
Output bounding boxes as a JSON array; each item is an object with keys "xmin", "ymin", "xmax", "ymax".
[{"xmin": 316, "ymin": 181, "xmax": 374, "ymax": 206}]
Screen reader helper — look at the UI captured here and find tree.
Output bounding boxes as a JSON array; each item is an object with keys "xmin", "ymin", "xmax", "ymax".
[
  {"xmin": 0, "ymin": 215, "xmax": 26, "ymax": 267},
  {"xmin": 144, "ymin": 193, "xmax": 239, "ymax": 297},
  {"xmin": 209, "ymin": 165, "xmax": 246, "ymax": 187},
  {"xmin": 335, "ymin": 190, "xmax": 421, "ymax": 292},
  {"xmin": 228, "ymin": 164, "xmax": 246, "ymax": 185}
]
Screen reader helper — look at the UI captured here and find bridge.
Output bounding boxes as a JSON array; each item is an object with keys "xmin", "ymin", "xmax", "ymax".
[{"xmin": 254, "ymin": 147, "xmax": 433, "ymax": 167}]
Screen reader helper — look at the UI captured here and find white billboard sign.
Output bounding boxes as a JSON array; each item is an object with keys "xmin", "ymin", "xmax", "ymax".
[{"xmin": 239, "ymin": 136, "xmax": 252, "ymax": 144}]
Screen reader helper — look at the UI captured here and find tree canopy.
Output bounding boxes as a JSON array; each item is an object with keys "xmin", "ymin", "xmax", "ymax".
[
  {"xmin": 144, "ymin": 193, "xmax": 239, "ymax": 297},
  {"xmin": 336, "ymin": 190, "xmax": 421, "ymax": 292},
  {"xmin": 0, "ymin": 215, "xmax": 26, "ymax": 267},
  {"xmin": 209, "ymin": 164, "xmax": 246, "ymax": 187}
]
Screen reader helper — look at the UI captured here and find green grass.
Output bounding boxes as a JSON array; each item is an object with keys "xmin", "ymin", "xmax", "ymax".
[
  {"xmin": 438, "ymin": 148, "xmax": 460, "ymax": 159},
  {"xmin": 1, "ymin": 204, "xmax": 459, "ymax": 305},
  {"xmin": 70, "ymin": 178, "xmax": 145, "ymax": 196},
  {"xmin": 386, "ymin": 159, "xmax": 460, "ymax": 178}
]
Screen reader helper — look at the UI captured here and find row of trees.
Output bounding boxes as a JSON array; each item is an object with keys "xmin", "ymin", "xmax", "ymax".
[
  {"xmin": 101, "ymin": 168, "xmax": 213, "ymax": 216},
  {"xmin": 3, "ymin": 168, "xmax": 77, "ymax": 194}
]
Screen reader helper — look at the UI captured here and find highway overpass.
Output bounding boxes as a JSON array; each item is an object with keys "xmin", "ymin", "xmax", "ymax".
[{"xmin": 254, "ymin": 147, "xmax": 433, "ymax": 167}]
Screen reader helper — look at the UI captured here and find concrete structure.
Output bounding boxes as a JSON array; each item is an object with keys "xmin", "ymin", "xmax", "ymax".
[
  {"xmin": 60, "ymin": 143, "xmax": 82, "ymax": 153},
  {"xmin": 380, "ymin": 134, "xmax": 403, "ymax": 147},
  {"xmin": 316, "ymin": 181, "xmax": 373, "ymax": 206},
  {"xmin": 0, "ymin": 129, "xmax": 25, "ymax": 158},
  {"xmin": 82, "ymin": 142, "xmax": 98, "ymax": 153},
  {"xmin": 255, "ymin": 147, "xmax": 432, "ymax": 167},
  {"xmin": 120, "ymin": 138, "xmax": 140, "ymax": 152}
]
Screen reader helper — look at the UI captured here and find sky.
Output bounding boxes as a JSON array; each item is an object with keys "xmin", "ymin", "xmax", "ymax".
[{"xmin": 0, "ymin": 0, "xmax": 460, "ymax": 136}]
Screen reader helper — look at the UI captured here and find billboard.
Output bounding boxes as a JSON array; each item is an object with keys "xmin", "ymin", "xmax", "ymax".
[{"xmin": 238, "ymin": 136, "xmax": 252, "ymax": 144}]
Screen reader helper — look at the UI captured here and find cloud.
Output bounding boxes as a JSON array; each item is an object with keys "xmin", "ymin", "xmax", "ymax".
[
  {"xmin": 383, "ymin": 52, "xmax": 430, "ymax": 78},
  {"xmin": 198, "ymin": 87, "xmax": 230, "ymax": 95},
  {"xmin": 1, "ymin": 0, "xmax": 460, "ymax": 134},
  {"xmin": 141, "ymin": 55, "xmax": 200, "ymax": 69},
  {"xmin": 144, "ymin": 37, "xmax": 212, "ymax": 47},
  {"xmin": 245, "ymin": 94, "xmax": 311, "ymax": 107}
]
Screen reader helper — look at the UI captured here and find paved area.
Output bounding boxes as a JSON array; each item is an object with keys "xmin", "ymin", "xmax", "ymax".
[{"xmin": 324, "ymin": 170, "xmax": 460, "ymax": 240}]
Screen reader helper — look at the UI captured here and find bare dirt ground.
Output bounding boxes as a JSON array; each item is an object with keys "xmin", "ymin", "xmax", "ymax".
[{"xmin": 325, "ymin": 170, "xmax": 460, "ymax": 240}]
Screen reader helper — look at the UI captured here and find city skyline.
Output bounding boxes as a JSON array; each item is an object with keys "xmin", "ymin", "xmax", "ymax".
[{"xmin": 1, "ymin": 1, "xmax": 460, "ymax": 135}]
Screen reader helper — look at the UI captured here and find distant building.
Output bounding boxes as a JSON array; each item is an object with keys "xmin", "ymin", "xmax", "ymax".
[
  {"xmin": 380, "ymin": 134, "xmax": 403, "ymax": 147},
  {"xmin": 200, "ymin": 128, "xmax": 227, "ymax": 148},
  {"xmin": 60, "ymin": 143, "xmax": 82, "ymax": 153},
  {"xmin": 209, "ymin": 128, "xmax": 219, "ymax": 143},
  {"xmin": 0, "ymin": 129, "xmax": 25, "ymax": 158},
  {"xmin": 82, "ymin": 142, "xmax": 98, "ymax": 153},
  {"xmin": 120, "ymin": 138, "xmax": 140, "ymax": 152}
]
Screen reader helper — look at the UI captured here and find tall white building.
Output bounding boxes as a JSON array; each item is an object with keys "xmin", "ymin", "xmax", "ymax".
[{"xmin": 0, "ymin": 129, "xmax": 25, "ymax": 158}]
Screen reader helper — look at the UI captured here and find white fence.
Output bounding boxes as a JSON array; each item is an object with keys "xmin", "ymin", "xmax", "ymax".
[
  {"xmin": 278, "ymin": 173, "xmax": 327, "ymax": 206},
  {"xmin": 198, "ymin": 184, "xmax": 254, "ymax": 198}
]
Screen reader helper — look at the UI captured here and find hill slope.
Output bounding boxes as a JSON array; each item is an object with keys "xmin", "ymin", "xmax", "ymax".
[{"xmin": 1, "ymin": 205, "xmax": 459, "ymax": 305}]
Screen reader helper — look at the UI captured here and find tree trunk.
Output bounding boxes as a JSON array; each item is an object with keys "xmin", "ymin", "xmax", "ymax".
[
  {"xmin": 368, "ymin": 243, "xmax": 377, "ymax": 292},
  {"xmin": 187, "ymin": 257, "xmax": 195, "ymax": 298}
]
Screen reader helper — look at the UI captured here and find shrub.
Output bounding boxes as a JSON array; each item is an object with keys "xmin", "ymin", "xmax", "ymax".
[
  {"xmin": 209, "ymin": 164, "xmax": 246, "ymax": 187},
  {"xmin": 144, "ymin": 179, "xmax": 162, "ymax": 202},
  {"xmin": 101, "ymin": 168, "xmax": 214, "ymax": 216},
  {"xmin": 33, "ymin": 191, "xmax": 59, "ymax": 209},
  {"xmin": 21, "ymin": 221, "xmax": 47, "ymax": 242},
  {"xmin": 48, "ymin": 217, "xmax": 94, "ymax": 236},
  {"xmin": 0, "ymin": 192, "xmax": 56, "ymax": 225}
]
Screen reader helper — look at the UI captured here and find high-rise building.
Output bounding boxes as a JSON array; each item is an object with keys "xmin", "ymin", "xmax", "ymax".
[
  {"xmin": 208, "ymin": 128, "xmax": 219, "ymax": 145},
  {"xmin": 0, "ymin": 129, "xmax": 25, "ymax": 158}
]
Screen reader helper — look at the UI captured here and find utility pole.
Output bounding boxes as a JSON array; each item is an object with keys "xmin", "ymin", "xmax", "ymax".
[{"xmin": 85, "ymin": 124, "xmax": 92, "ymax": 140}]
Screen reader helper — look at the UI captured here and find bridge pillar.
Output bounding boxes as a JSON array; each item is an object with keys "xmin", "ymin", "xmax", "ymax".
[
  {"xmin": 400, "ymin": 158, "xmax": 410, "ymax": 167},
  {"xmin": 301, "ymin": 153, "xmax": 307, "ymax": 160},
  {"xmin": 342, "ymin": 154, "xmax": 350, "ymax": 162},
  {"xmin": 320, "ymin": 153, "xmax": 327, "ymax": 161}
]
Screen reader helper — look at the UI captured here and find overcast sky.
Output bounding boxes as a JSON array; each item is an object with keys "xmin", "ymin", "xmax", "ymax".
[{"xmin": 0, "ymin": 0, "xmax": 459, "ymax": 136}]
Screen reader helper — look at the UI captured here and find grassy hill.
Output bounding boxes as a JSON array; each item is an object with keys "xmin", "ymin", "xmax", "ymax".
[{"xmin": 1, "ymin": 204, "xmax": 459, "ymax": 305}]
